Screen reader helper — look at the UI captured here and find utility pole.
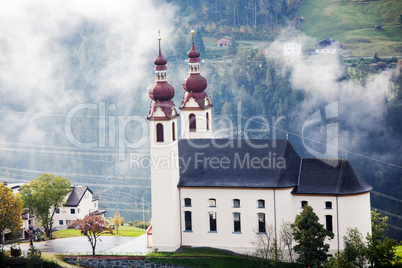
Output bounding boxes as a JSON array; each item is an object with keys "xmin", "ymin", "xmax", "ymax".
[{"xmin": 142, "ymin": 196, "xmax": 145, "ymax": 230}]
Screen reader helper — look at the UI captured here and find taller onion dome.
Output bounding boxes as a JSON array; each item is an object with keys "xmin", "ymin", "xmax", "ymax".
[
  {"xmin": 148, "ymin": 35, "xmax": 178, "ymax": 120},
  {"xmin": 181, "ymin": 30, "xmax": 211, "ymax": 109}
]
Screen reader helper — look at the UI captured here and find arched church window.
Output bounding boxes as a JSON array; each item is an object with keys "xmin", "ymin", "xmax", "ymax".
[
  {"xmin": 258, "ymin": 213, "xmax": 266, "ymax": 233},
  {"xmin": 209, "ymin": 198, "xmax": 216, "ymax": 207},
  {"xmin": 325, "ymin": 201, "xmax": 332, "ymax": 209},
  {"xmin": 189, "ymin": 114, "xmax": 196, "ymax": 132},
  {"xmin": 209, "ymin": 211, "xmax": 217, "ymax": 232},
  {"xmin": 233, "ymin": 212, "xmax": 241, "ymax": 232},
  {"xmin": 233, "ymin": 199, "xmax": 240, "ymax": 208},
  {"xmin": 301, "ymin": 200, "xmax": 308, "ymax": 208},
  {"xmin": 326, "ymin": 215, "xmax": 333, "ymax": 232},
  {"xmin": 156, "ymin": 123, "xmax": 164, "ymax": 142},
  {"xmin": 172, "ymin": 122, "xmax": 176, "ymax": 141},
  {"xmin": 206, "ymin": 112, "xmax": 209, "ymax": 131},
  {"xmin": 184, "ymin": 198, "xmax": 191, "ymax": 207},
  {"xmin": 184, "ymin": 211, "xmax": 192, "ymax": 231}
]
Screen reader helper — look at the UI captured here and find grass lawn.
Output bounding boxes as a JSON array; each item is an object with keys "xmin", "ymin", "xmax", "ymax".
[
  {"xmin": 53, "ymin": 225, "xmax": 145, "ymax": 239},
  {"xmin": 147, "ymin": 248, "xmax": 248, "ymax": 268},
  {"xmin": 146, "ymin": 248, "xmax": 300, "ymax": 268},
  {"xmin": 147, "ymin": 256, "xmax": 250, "ymax": 268},
  {"xmin": 299, "ymin": 0, "xmax": 402, "ymax": 57},
  {"xmin": 396, "ymin": 245, "xmax": 402, "ymax": 259}
]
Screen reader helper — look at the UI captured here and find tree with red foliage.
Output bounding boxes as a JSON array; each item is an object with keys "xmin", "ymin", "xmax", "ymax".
[{"xmin": 70, "ymin": 214, "xmax": 113, "ymax": 255}]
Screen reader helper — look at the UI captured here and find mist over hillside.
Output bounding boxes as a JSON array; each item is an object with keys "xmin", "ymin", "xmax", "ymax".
[{"xmin": 0, "ymin": 0, "xmax": 400, "ymax": 241}]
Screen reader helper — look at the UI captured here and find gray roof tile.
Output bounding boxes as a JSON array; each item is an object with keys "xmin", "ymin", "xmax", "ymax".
[{"xmin": 178, "ymin": 139, "xmax": 371, "ymax": 195}]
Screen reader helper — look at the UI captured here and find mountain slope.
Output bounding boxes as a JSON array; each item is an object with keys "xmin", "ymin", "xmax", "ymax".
[{"xmin": 300, "ymin": 0, "xmax": 402, "ymax": 56}]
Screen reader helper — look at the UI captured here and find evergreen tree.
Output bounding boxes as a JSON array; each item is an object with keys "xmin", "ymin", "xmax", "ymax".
[
  {"xmin": 227, "ymin": 35, "xmax": 238, "ymax": 57},
  {"xmin": 173, "ymin": 29, "xmax": 188, "ymax": 61},
  {"xmin": 194, "ymin": 28, "xmax": 205, "ymax": 55},
  {"xmin": 291, "ymin": 205, "xmax": 334, "ymax": 266}
]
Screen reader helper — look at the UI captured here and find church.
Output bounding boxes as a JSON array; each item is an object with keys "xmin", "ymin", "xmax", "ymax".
[{"xmin": 146, "ymin": 31, "xmax": 372, "ymax": 255}]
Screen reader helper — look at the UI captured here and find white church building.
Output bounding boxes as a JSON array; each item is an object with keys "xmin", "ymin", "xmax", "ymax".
[{"xmin": 147, "ymin": 32, "xmax": 372, "ymax": 254}]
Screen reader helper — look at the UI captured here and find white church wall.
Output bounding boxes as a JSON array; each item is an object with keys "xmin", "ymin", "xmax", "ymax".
[
  {"xmin": 179, "ymin": 187, "xmax": 371, "ymax": 255},
  {"xmin": 149, "ymin": 118, "xmax": 181, "ymax": 252},
  {"xmin": 180, "ymin": 187, "xmax": 278, "ymax": 254},
  {"xmin": 180, "ymin": 108, "xmax": 212, "ymax": 139},
  {"xmin": 291, "ymin": 192, "xmax": 371, "ymax": 255},
  {"xmin": 338, "ymin": 193, "xmax": 371, "ymax": 243},
  {"xmin": 291, "ymin": 194, "xmax": 339, "ymax": 253}
]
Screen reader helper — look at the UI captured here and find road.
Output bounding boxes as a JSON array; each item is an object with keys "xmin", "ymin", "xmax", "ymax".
[{"xmin": 3, "ymin": 234, "xmax": 151, "ymax": 255}]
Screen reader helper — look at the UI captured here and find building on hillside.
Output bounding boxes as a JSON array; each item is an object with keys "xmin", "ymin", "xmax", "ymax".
[
  {"xmin": 315, "ymin": 38, "xmax": 343, "ymax": 54},
  {"xmin": 217, "ymin": 36, "xmax": 231, "ymax": 47},
  {"xmin": 283, "ymin": 42, "xmax": 301, "ymax": 56},
  {"xmin": 146, "ymin": 31, "xmax": 372, "ymax": 255},
  {"xmin": 53, "ymin": 186, "xmax": 106, "ymax": 230}
]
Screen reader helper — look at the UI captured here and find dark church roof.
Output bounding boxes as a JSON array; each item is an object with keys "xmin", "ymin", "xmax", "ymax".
[
  {"xmin": 178, "ymin": 139, "xmax": 301, "ymax": 188},
  {"xmin": 178, "ymin": 139, "xmax": 371, "ymax": 195},
  {"xmin": 64, "ymin": 186, "xmax": 92, "ymax": 207},
  {"xmin": 292, "ymin": 159, "xmax": 372, "ymax": 195}
]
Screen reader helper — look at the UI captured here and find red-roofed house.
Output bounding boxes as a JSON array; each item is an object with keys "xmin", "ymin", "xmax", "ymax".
[{"xmin": 217, "ymin": 36, "xmax": 230, "ymax": 47}]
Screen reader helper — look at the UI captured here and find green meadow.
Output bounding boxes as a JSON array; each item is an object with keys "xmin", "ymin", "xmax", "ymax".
[{"xmin": 300, "ymin": 0, "xmax": 402, "ymax": 56}]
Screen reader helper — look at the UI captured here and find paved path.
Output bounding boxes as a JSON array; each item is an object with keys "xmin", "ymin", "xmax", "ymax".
[{"xmin": 3, "ymin": 234, "xmax": 151, "ymax": 255}]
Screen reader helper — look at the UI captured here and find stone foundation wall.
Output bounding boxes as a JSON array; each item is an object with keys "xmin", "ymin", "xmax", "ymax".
[{"xmin": 63, "ymin": 257, "xmax": 191, "ymax": 268}]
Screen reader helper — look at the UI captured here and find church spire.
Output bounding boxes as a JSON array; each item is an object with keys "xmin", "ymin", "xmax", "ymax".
[
  {"xmin": 180, "ymin": 29, "xmax": 213, "ymax": 139},
  {"xmin": 148, "ymin": 32, "xmax": 177, "ymax": 120},
  {"xmin": 181, "ymin": 29, "xmax": 210, "ymax": 108}
]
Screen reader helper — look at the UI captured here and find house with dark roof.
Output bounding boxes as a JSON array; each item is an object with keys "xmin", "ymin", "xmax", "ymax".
[
  {"xmin": 53, "ymin": 186, "xmax": 106, "ymax": 230},
  {"xmin": 146, "ymin": 31, "xmax": 371, "ymax": 256},
  {"xmin": 315, "ymin": 38, "xmax": 343, "ymax": 54}
]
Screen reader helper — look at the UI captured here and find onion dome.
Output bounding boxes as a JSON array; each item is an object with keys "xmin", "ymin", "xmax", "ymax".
[
  {"xmin": 182, "ymin": 75, "xmax": 207, "ymax": 92},
  {"xmin": 149, "ymin": 82, "xmax": 174, "ymax": 101},
  {"xmin": 154, "ymin": 40, "xmax": 167, "ymax": 69},
  {"xmin": 182, "ymin": 30, "xmax": 207, "ymax": 94},
  {"xmin": 149, "ymin": 36, "xmax": 175, "ymax": 101},
  {"xmin": 148, "ymin": 33, "xmax": 177, "ymax": 120},
  {"xmin": 187, "ymin": 30, "xmax": 200, "ymax": 63}
]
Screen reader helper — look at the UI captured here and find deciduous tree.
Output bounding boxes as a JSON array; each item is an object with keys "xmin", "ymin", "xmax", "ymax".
[
  {"xmin": 291, "ymin": 205, "xmax": 334, "ymax": 266},
  {"xmin": 325, "ymin": 227, "xmax": 367, "ymax": 268},
  {"xmin": 19, "ymin": 174, "xmax": 71, "ymax": 238},
  {"xmin": 280, "ymin": 221, "xmax": 294, "ymax": 263},
  {"xmin": 112, "ymin": 212, "xmax": 124, "ymax": 234},
  {"xmin": 366, "ymin": 210, "xmax": 398, "ymax": 267},
  {"xmin": 0, "ymin": 184, "xmax": 23, "ymax": 243},
  {"xmin": 70, "ymin": 214, "xmax": 113, "ymax": 255}
]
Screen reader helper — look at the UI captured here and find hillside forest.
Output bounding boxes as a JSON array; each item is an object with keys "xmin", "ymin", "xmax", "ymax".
[{"xmin": 0, "ymin": 0, "xmax": 400, "ymax": 241}]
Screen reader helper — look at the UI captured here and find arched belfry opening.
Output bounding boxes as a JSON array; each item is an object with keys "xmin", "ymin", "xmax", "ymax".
[
  {"xmin": 156, "ymin": 123, "xmax": 164, "ymax": 142},
  {"xmin": 189, "ymin": 114, "xmax": 196, "ymax": 132}
]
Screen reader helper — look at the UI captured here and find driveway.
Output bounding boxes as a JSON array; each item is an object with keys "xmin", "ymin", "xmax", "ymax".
[{"xmin": 4, "ymin": 234, "xmax": 152, "ymax": 255}]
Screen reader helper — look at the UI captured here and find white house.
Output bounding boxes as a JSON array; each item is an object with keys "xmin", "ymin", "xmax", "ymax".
[
  {"xmin": 283, "ymin": 42, "xmax": 301, "ymax": 56},
  {"xmin": 53, "ymin": 186, "xmax": 106, "ymax": 230},
  {"xmin": 147, "ymin": 31, "xmax": 372, "ymax": 255}
]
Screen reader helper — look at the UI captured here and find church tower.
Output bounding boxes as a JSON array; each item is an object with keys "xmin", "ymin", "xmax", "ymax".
[
  {"xmin": 180, "ymin": 30, "xmax": 213, "ymax": 139},
  {"xmin": 147, "ymin": 34, "xmax": 181, "ymax": 252}
]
